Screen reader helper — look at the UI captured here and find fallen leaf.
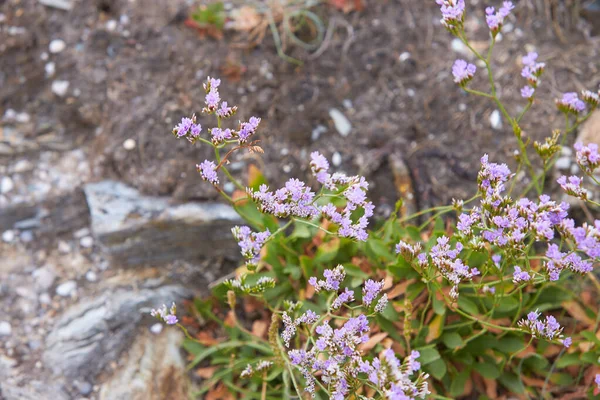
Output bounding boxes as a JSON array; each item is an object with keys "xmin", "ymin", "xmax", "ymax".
[
  {"xmin": 521, "ymin": 375, "xmax": 546, "ymax": 387},
  {"xmin": 387, "ymin": 279, "xmax": 415, "ymax": 300},
  {"xmin": 562, "ymin": 301, "xmax": 595, "ymax": 327},
  {"xmin": 483, "ymin": 377, "xmax": 498, "ymax": 399},
  {"xmin": 195, "ymin": 331, "xmax": 220, "ymax": 346},
  {"xmin": 206, "ymin": 382, "xmax": 234, "ymax": 400},
  {"xmin": 252, "ymin": 320, "xmax": 268, "ymax": 339},
  {"xmin": 196, "ymin": 366, "xmax": 218, "ymax": 379},
  {"xmin": 425, "ymin": 314, "xmax": 444, "ymax": 343}
]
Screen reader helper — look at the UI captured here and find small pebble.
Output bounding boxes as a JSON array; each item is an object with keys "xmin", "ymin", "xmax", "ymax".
[
  {"xmin": 49, "ymin": 39, "xmax": 66, "ymax": 54},
  {"xmin": 39, "ymin": 293, "xmax": 52, "ymax": 304},
  {"xmin": 45, "ymin": 62, "xmax": 56, "ymax": 77},
  {"xmin": 342, "ymin": 99, "xmax": 353, "ymax": 109},
  {"xmin": 33, "ymin": 267, "xmax": 56, "ymax": 291},
  {"xmin": 16, "ymin": 112, "xmax": 30, "ymax": 123},
  {"xmin": 329, "ymin": 108, "xmax": 352, "ymax": 137},
  {"xmin": 120, "ymin": 15, "xmax": 130, "ymax": 25},
  {"xmin": 85, "ymin": 271, "xmax": 97, "ymax": 282},
  {"xmin": 332, "ymin": 152, "xmax": 342, "ymax": 167},
  {"xmin": 1, "ymin": 176, "xmax": 14, "ymax": 193},
  {"xmin": 75, "ymin": 381, "xmax": 93, "ymax": 396},
  {"xmin": 51, "ymin": 80, "xmax": 70, "ymax": 97},
  {"xmin": 80, "ymin": 236, "xmax": 94, "ymax": 248},
  {"xmin": 280, "ymin": 148, "xmax": 289, "ymax": 156},
  {"xmin": 106, "ymin": 20, "xmax": 117, "ymax": 31},
  {"xmin": 58, "ymin": 241, "xmax": 71, "ymax": 254},
  {"xmin": 490, "ymin": 110, "xmax": 502, "ymax": 130},
  {"xmin": 399, "ymin": 52, "xmax": 411, "ymax": 62},
  {"xmin": 223, "ymin": 182, "xmax": 235, "ymax": 194},
  {"xmin": 311, "ymin": 125, "xmax": 327, "ymax": 142},
  {"xmin": 451, "ymin": 38, "xmax": 469, "ymax": 55},
  {"xmin": 0, "ymin": 321, "xmax": 12, "ymax": 336},
  {"xmin": 123, "ymin": 139, "xmax": 136, "ymax": 150},
  {"xmin": 150, "ymin": 323, "xmax": 163, "ymax": 334},
  {"xmin": 20, "ymin": 231, "xmax": 33, "ymax": 243},
  {"xmin": 2, "ymin": 230, "xmax": 15, "ymax": 243},
  {"xmin": 56, "ymin": 280, "xmax": 77, "ymax": 297},
  {"xmin": 560, "ymin": 146, "xmax": 573, "ymax": 157},
  {"xmin": 555, "ymin": 157, "xmax": 571, "ymax": 170},
  {"xmin": 283, "ymin": 164, "xmax": 292, "ymax": 173}
]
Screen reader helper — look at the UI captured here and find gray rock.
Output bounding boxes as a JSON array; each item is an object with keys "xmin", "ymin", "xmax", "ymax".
[
  {"xmin": 75, "ymin": 380, "xmax": 93, "ymax": 396},
  {"xmin": 55, "ymin": 280, "xmax": 77, "ymax": 297},
  {"xmin": 0, "ymin": 321, "xmax": 12, "ymax": 336},
  {"xmin": 329, "ymin": 108, "xmax": 352, "ymax": 137},
  {"xmin": 43, "ymin": 284, "xmax": 191, "ymax": 380},
  {"xmin": 32, "ymin": 267, "xmax": 56, "ymax": 292},
  {"xmin": 99, "ymin": 328, "xmax": 188, "ymax": 400},
  {"xmin": 84, "ymin": 180, "xmax": 242, "ymax": 267},
  {"xmin": 0, "ymin": 381, "xmax": 69, "ymax": 400},
  {"xmin": 39, "ymin": 0, "xmax": 73, "ymax": 11}
]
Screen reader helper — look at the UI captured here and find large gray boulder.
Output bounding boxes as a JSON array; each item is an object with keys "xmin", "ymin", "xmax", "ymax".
[{"xmin": 84, "ymin": 180, "xmax": 243, "ymax": 267}]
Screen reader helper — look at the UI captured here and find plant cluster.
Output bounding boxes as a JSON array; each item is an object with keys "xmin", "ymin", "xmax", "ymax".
[{"xmin": 150, "ymin": 1, "xmax": 600, "ymax": 398}]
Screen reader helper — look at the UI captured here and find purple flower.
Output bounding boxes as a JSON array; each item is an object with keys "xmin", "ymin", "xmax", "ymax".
[
  {"xmin": 248, "ymin": 179, "xmax": 319, "ymax": 219},
  {"xmin": 375, "ymin": 294, "xmax": 388, "ymax": 313},
  {"xmin": 238, "ymin": 117, "xmax": 261, "ymax": 143},
  {"xmin": 543, "ymin": 243, "xmax": 593, "ymax": 281},
  {"xmin": 521, "ymin": 86, "xmax": 535, "ymax": 99},
  {"xmin": 197, "ymin": 160, "xmax": 219, "ymax": 184},
  {"xmin": 205, "ymin": 89, "xmax": 220, "ymax": 110},
  {"xmin": 429, "ymin": 236, "xmax": 479, "ymax": 298},
  {"xmin": 436, "ymin": 0, "xmax": 465, "ymax": 29},
  {"xmin": 232, "ymin": 225, "xmax": 271, "ymax": 266},
  {"xmin": 216, "ymin": 101, "xmax": 236, "ymax": 118},
  {"xmin": 395, "ymin": 240, "xmax": 422, "ymax": 260},
  {"xmin": 150, "ymin": 302, "xmax": 178, "ymax": 325},
  {"xmin": 562, "ymin": 337, "xmax": 572, "ymax": 348},
  {"xmin": 581, "ymin": 89, "xmax": 600, "ymax": 107},
  {"xmin": 210, "ymin": 127, "xmax": 233, "ymax": 144},
  {"xmin": 297, "ymin": 310, "xmax": 319, "ymax": 325},
  {"xmin": 557, "ymin": 175, "xmax": 587, "ymax": 200},
  {"xmin": 309, "ymin": 265, "xmax": 346, "ymax": 293},
  {"xmin": 574, "ymin": 142, "xmax": 600, "ymax": 175},
  {"xmin": 363, "ymin": 279, "xmax": 384, "ymax": 307},
  {"xmin": 596, "ymin": 373, "xmax": 600, "ymax": 388},
  {"xmin": 512, "ymin": 266, "xmax": 531, "ymax": 283},
  {"xmin": 174, "ymin": 117, "xmax": 194, "ymax": 137},
  {"xmin": 518, "ymin": 311, "xmax": 566, "ymax": 341},
  {"xmin": 332, "ymin": 287, "xmax": 355, "ymax": 309},
  {"xmin": 556, "ymin": 92, "xmax": 586, "ymax": 114},
  {"xmin": 486, "ymin": 1, "xmax": 514, "ymax": 33},
  {"xmin": 452, "ymin": 59, "xmax": 476, "ymax": 86}
]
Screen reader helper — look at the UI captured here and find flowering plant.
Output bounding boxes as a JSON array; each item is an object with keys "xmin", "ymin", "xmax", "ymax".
[{"xmin": 150, "ymin": 1, "xmax": 600, "ymax": 398}]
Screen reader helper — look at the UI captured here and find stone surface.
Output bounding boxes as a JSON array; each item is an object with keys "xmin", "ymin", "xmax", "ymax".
[
  {"xmin": 43, "ymin": 283, "xmax": 191, "ymax": 380},
  {"xmin": 99, "ymin": 328, "xmax": 188, "ymax": 400},
  {"xmin": 329, "ymin": 108, "xmax": 352, "ymax": 137},
  {"xmin": 0, "ymin": 381, "xmax": 69, "ymax": 400},
  {"xmin": 84, "ymin": 180, "xmax": 242, "ymax": 267},
  {"xmin": 576, "ymin": 110, "xmax": 600, "ymax": 145}
]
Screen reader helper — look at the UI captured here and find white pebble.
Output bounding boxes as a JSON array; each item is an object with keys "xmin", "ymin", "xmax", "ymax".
[
  {"xmin": 280, "ymin": 148, "xmax": 289, "ymax": 156},
  {"xmin": 283, "ymin": 164, "xmax": 292, "ymax": 173},
  {"xmin": 49, "ymin": 39, "xmax": 66, "ymax": 54},
  {"xmin": 560, "ymin": 146, "xmax": 573, "ymax": 157},
  {"xmin": 85, "ymin": 271, "xmax": 97, "ymax": 282},
  {"xmin": 0, "ymin": 321, "xmax": 12, "ymax": 336},
  {"xmin": 406, "ymin": 88, "xmax": 415, "ymax": 97},
  {"xmin": 51, "ymin": 80, "xmax": 70, "ymax": 97},
  {"xmin": 56, "ymin": 280, "xmax": 77, "ymax": 297},
  {"xmin": 555, "ymin": 157, "xmax": 571, "ymax": 170},
  {"xmin": 342, "ymin": 99, "xmax": 353, "ymax": 109},
  {"xmin": 58, "ymin": 240, "xmax": 71, "ymax": 254},
  {"xmin": 123, "ymin": 138, "xmax": 136, "ymax": 150},
  {"xmin": 20, "ymin": 231, "xmax": 33, "ymax": 243},
  {"xmin": 329, "ymin": 108, "xmax": 352, "ymax": 137},
  {"xmin": 106, "ymin": 20, "xmax": 117, "ymax": 31},
  {"xmin": 311, "ymin": 125, "xmax": 327, "ymax": 142},
  {"xmin": 223, "ymin": 182, "xmax": 235, "ymax": 194},
  {"xmin": 2, "ymin": 230, "xmax": 15, "ymax": 243},
  {"xmin": 40, "ymin": 52, "xmax": 49, "ymax": 61},
  {"xmin": 458, "ymin": 103, "xmax": 467, "ymax": 111},
  {"xmin": 332, "ymin": 152, "xmax": 342, "ymax": 167},
  {"xmin": 16, "ymin": 112, "xmax": 30, "ymax": 123},
  {"xmin": 1, "ymin": 176, "xmax": 14, "ymax": 194},
  {"xmin": 451, "ymin": 38, "xmax": 469, "ymax": 56},
  {"xmin": 490, "ymin": 110, "xmax": 503, "ymax": 130},
  {"xmin": 150, "ymin": 323, "xmax": 163, "ymax": 334},
  {"xmin": 39, "ymin": 293, "xmax": 52, "ymax": 304},
  {"xmin": 120, "ymin": 15, "xmax": 130, "ymax": 25},
  {"xmin": 45, "ymin": 62, "xmax": 56, "ymax": 77},
  {"xmin": 399, "ymin": 52, "xmax": 411, "ymax": 62},
  {"xmin": 79, "ymin": 236, "xmax": 94, "ymax": 248}
]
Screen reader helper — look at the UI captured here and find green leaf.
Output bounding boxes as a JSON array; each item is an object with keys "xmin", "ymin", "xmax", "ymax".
[
  {"xmin": 457, "ymin": 296, "xmax": 479, "ymax": 315},
  {"xmin": 366, "ymin": 237, "xmax": 395, "ymax": 262},
  {"xmin": 556, "ymin": 352, "xmax": 582, "ymax": 368},
  {"xmin": 414, "ymin": 345, "xmax": 441, "ymax": 365},
  {"xmin": 449, "ymin": 368, "xmax": 470, "ymax": 397},
  {"xmin": 581, "ymin": 352, "xmax": 599, "ymax": 364},
  {"xmin": 476, "ymin": 359, "xmax": 500, "ymax": 379},
  {"xmin": 425, "ymin": 358, "xmax": 447, "ymax": 380},
  {"xmin": 432, "ymin": 296, "xmax": 446, "ymax": 316},
  {"xmin": 375, "ymin": 315, "xmax": 404, "ymax": 342},
  {"xmin": 343, "ymin": 264, "xmax": 370, "ymax": 279},
  {"xmin": 499, "ymin": 371, "xmax": 525, "ymax": 394},
  {"xmin": 581, "ymin": 331, "xmax": 600, "ymax": 346},
  {"xmin": 495, "ymin": 295, "xmax": 519, "ymax": 313},
  {"xmin": 441, "ymin": 332, "xmax": 464, "ymax": 349},
  {"xmin": 406, "ymin": 226, "xmax": 422, "ymax": 242},
  {"xmin": 299, "ymin": 256, "xmax": 313, "ymax": 279},
  {"xmin": 187, "ymin": 340, "xmax": 272, "ymax": 369},
  {"xmin": 492, "ymin": 335, "xmax": 525, "ymax": 354},
  {"xmin": 314, "ymin": 238, "xmax": 340, "ymax": 264}
]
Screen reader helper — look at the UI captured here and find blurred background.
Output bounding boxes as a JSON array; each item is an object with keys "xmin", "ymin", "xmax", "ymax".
[{"xmin": 0, "ymin": 0, "xmax": 599, "ymax": 398}]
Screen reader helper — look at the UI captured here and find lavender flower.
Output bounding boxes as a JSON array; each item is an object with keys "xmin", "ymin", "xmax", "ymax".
[
  {"xmin": 485, "ymin": 1, "xmax": 514, "ymax": 34},
  {"xmin": 574, "ymin": 142, "xmax": 600, "ymax": 175},
  {"xmin": 374, "ymin": 294, "xmax": 388, "ymax": 313},
  {"xmin": 457, "ymin": 208, "xmax": 481, "ymax": 236},
  {"xmin": 518, "ymin": 311, "xmax": 566, "ymax": 341},
  {"xmin": 202, "ymin": 77, "xmax": 221, "ymax": 113},
  {"xmin": 248, "ymin": 179, "xmax": 319, "ymax": 219},
  {"xmin": 197, "ymin": 160, "xmax": 219, "ymax": 185},
  {"xmin": 309, "ymin": 265, "xmax": 346, "ymax": 292},
  {"xmin": 429, "ymin": 236, "xmax": 480, "ymax": 298},
  {"xmin": 512, "ymin": 266, "xmax": 531, "ymax": 283},
  {"xmin": 238, "ymin": 117, "xmax": 261, "ymax": 143},
  {"xmin": 395, "ymin": 240, "xmax": 423, "ymax": 261},
  {"xmin": 436, "ymin": 0, "xmax": 466, "ymax": 30},
  {"xmin": 556, "ymin": 92, "xmax": 586, "ymax": 114},
  {"xmin": 363, "ymin": 279, "xmax": 384, "ymax": 307},
  {"xmin": 581, "ymin": 89, "xmax": 600, "ymax": 107},
  {"xmin": 150, "ymin": 302, "xmax": 178, "ymax": 325},
  {"xmin": 232, "ymin": 225, "xmax": 271, "ymax": 267},
  {"xmin": 331, "ymin": 287, "xmax": 355, "ymax": 310},
  {"xmin": 544, "ymin": 243, "xmax": 593, "ymax": 281},
  {"xmin": 521, "ymin": 52, "xmax": 545, "ymax": 87},
  {"xmin": 216, "ymin": 101, "xmax": 237, "ymax": 118},
  {"xmin": 174, "ymin": 117, "xmax": 194, "ymax": 137},
  {"xmin": 596, "ymin": 374, "xmax": 600, "ymax": 389},
  {"xmin": 521, "ymin": 86, "xmax": 535, "ymax": 100},
  {"xmin": 210, "ymin": 127, "xmax": 233, "ymax": 145},
  {"xmin": 557, "ymin": 175, "xmax": 587, "ymax": 200},
  {"xmin": 452, "ymin": 59, "xmax": 476, "ymax": 86},
  {"xmin": 310, "ymin": 151, "xmax": 330, "ymax": 185},
  {"xmin": 562, "ymin": 337, "xmax": 572, "ymax": 348}
]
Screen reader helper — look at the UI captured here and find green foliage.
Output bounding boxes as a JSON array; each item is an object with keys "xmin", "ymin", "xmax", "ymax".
[{"xmin": 190, "ymin": 2, "xmax": 225, "ymax": 30}]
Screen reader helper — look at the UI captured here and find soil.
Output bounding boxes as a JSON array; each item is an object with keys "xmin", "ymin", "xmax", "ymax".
[{"xmin": 1, "ymin": 0, "xmax": 600, "ymax": 212}]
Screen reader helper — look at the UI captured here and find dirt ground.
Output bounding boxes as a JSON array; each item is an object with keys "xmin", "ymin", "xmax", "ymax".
[{"xmin": 1, "ymin": 0, "xmax": 600, "ymax": 213}]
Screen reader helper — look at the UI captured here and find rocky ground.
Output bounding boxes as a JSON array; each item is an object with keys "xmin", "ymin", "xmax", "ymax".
[{"xmin": 1, "ymin": 0, "xmax": 600, "ymax": 399}]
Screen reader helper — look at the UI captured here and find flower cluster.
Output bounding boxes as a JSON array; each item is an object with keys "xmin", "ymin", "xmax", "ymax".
[
  {"xmin": 512, "ymin": 265, "xmax": 531, "ymax": 283},
  {"xmin": 533, "ymin": 130, "xmax": 561, "ymax": 160},
  {"xmin": 150, "ymin": 302, "xmax": 178, "ymax": 325},
  {"xmin": 436, "ymin": 0, "xmax": 465, "ymax": 31},
  {"xmin": 560, "ymin": 219, "xmax": 600, "ymax": 259},
  {"xmin": 309, "ymin": 264, "xmax": 346, "ymax": 292},
  {"xmin": 477, "ymin": 154, "xmax": 512, "ymax": 207},
  {"xmin": 557, "ymin": 175, "xmax": 587, "ymax": 200},
  {"xmin": 282, "ymin": 309, "xmax": 319, "ymax": 347},
  {"xmin": 395, "ymin": 240, "xmax": 423, "ymax": 261},
  {"xmin": 543, "ymin": 243, "xmax": 592, "ymax": 281},
  {"xmin": 452, "ymin": 59, "xmax": 476, "ymax": 86},
  {"xmin": 520, "ymin": 52, "xmax": 545, "ymax": 99},
  {"xmin": 238, "ymin": 117, "xmax": 261, "ymax": 143},
  {"xmin": 197, "ymin": 160, "xmax": 219, "ymax": 185},
  {"xmin": 224, "ymin": 275, "xmax": 276, "ymax": 295},
  {"xmin": 172, "ymin": 114, "xmax": 202, "ymax": 142},
  {"xmin": 310, "ymin": 152, "xmax": 374, "ymax": 241},
  {"xmin": 518, "ymin": 310, "xmax": 571, "ymax": 346},
  {"xmin": 426, "ymin": 236, "xmax": 480, "ymax": 298},
  {"xmin": 248, "ymin": 179, "xmax": 319, "ymax": 219},
  {"xmin": 203, "ymin": 77, "xmax": 222, "ymax": 113},
  {"xmin": 556, "ymin": 92, "xmax": 586, "ymax": 114},
  {"xmin": 581, "ymin": 89, "xmax": 600, "ymax": 107},
  {"xmin": 240, "ymin": 360, "xmax": 274, "ymax": 378},
  {"xmin": 232, "ymin": 225, "xmax": 271, "ymax": 267},
  {"xmin": 485, "ymin": 1, "xmax": 514, "ymax": 34},
  {"xmin": 574, "ymin": 142, "xmax": 600, "ymax": 175}
]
